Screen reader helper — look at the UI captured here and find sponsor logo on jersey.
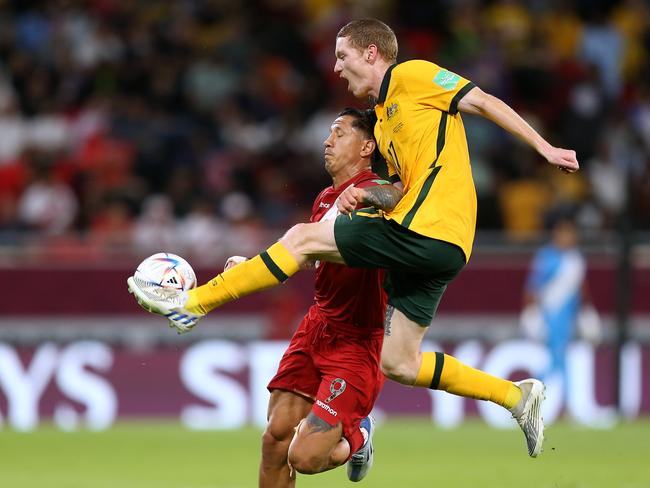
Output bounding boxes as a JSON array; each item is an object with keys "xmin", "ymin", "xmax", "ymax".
[
  {"xmin": 319, "ymin": 202, "xmax": 331, "ymax": 208},
  {"xmin": 316, "ymin": 399, "xmax": 338, "ymax": 416},
  {"xmin": 319, "ymin": 203, "xmax": 340, "ymax": 222}
]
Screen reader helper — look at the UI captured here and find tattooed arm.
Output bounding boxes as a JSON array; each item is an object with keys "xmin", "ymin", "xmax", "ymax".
[
  {"xmin": 336, "ymin": 182, "xmax": 404, "ymax": 214},
  {"xmin": 304, "ymin": 412, "xmax": 339, "ymax": 433},
  {"xmin": 361, "ymin": 183, "xmax": 403, "ymax": 212}
]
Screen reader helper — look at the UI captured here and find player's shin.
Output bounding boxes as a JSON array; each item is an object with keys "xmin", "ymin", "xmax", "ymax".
[
  {"xmin": 414, "ymin": 352, "xmax": 522, "ymax": 409},
  {"xmin": 185, "ymin": 242, "xmax": 300, "ymax": 314}
]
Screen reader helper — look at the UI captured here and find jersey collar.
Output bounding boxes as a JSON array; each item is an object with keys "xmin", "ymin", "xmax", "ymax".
[
  {"xmin": 332, "ymin": 168, "xmax": 374, "ymax": 191},
  {"xmin": 377, "ymin": 63, "xmax": 398, "ymax": 104}
]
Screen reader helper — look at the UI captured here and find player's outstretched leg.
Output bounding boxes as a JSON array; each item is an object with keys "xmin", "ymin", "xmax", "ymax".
[
  {"xmin": 410, "ymin": 351, "xmax": 547, "ymax": 457},
  {"xmin": 346, "ymin": 416, "xmax": 375, "ymax": 482},
  {"xmin": 127, "ymin": 241, "xmax": 301, "ymax": 332},
  {"xmin": 127, "ymin": 221, "xmax": 341, "ymax": 333},
  {"xmin": 127, "ymin": 277, "xmax": 203, "ymax": 333},
  {"xmin": 510, "ymin": 378, "xmax": 546, "ymax": 457},
  {"xmin": 382, "ymin": 308, "xmax": 547, "ymax": 457}
]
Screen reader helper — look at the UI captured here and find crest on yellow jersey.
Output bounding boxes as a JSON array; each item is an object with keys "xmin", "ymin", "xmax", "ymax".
[{"xmin": 386, "ymin": 102, "xmax": 399, "ymax": 120}]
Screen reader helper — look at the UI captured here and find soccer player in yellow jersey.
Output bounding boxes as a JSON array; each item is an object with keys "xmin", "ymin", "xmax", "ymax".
[{"xmin": 128, "ymin": 18, "xmax": 579, "ymax": 460}]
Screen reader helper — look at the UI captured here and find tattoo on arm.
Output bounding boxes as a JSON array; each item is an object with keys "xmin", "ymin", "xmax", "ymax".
[
  {"xmin": 362, "ymin": 185, "xmax": 403, "ymax": 212},
  {"xmin": 384, "ymin": 305, "xmax": 395, "ymax": 336},
  {"xmin": 305, "ymin": 412, "xmax": 338, "ymax": 434}
]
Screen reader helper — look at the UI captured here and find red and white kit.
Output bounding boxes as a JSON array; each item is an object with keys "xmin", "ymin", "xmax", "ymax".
[{"xmin": 267, "ymin": 169, "xmax": 387, "ymax": 454}]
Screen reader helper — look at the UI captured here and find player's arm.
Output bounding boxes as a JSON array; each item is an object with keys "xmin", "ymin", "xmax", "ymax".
[
  {"xmin": 361, "ymin": 182, "xmax": 403, "ymax": 211},
  {"xmin": 336, "ymin": 181, "xmax": 403, "ymax": 214},
  {"xmin": 457, "ymin": 86, "xmax": 579, "ymax": 173}
]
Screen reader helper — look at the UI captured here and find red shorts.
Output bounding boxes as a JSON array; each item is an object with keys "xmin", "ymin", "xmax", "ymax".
[{"xmin": 268, "ymin": 305, "xmax": 385, "ymax": 454}]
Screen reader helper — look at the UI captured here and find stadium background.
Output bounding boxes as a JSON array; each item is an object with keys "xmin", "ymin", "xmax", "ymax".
[{"xmin": 0, "ymin": 0, "xmax": 649, "ymax": 487}]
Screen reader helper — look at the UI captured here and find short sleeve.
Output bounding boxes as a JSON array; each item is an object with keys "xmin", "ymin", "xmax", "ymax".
[
  {"xmin": 397, "ymin": 61, "xmax": 476, "ymax": 115},
  {"xmin": 356, "ymin": 178, "xmax": 391, "ymax": 190}
]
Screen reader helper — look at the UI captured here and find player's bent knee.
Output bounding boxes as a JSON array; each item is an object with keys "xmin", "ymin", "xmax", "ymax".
[
  {"xmin": 261, "ymin": 427, "xmax": 292, "ymax": 465},
  {"xmin": 381, "ymin": 355, "xmax": 417, "ymax": 385},
  {"xmin": 287, "ymin": 430, "xmax": 333, "ymax": 475},
  {"xmin": 287, "ymin": 449, "xmax": 325, "ymax": 475}
]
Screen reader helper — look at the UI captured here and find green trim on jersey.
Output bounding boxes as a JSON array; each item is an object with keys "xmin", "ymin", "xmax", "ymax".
[
  {"xmin": 401, "ymin": 111, "xmax": 448, "ymax": 228},
  {"xmin": 450, "ymin": 82, "xmax": 477, "ymax": 114},
  {"xmin": 373, "ymin": 60, "xmax": 477, "ymax": 261}
]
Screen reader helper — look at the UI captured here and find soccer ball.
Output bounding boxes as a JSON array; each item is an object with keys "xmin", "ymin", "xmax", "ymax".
[{"xmin": 132, "ymin": 252, "xmax": 197, "ymax": 293}]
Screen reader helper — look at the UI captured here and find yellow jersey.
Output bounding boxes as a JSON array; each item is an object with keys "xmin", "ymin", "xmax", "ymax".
[{"xmin": 374, "ymin": 60, "xmax": 477, "ymax": 261}]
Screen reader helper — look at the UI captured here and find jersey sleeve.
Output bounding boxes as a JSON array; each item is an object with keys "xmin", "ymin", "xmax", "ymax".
[
  {"xmin": 398, "ymin": 60, "xmax": 476, "ymax": 115},
  {"xmin": 356, "ymin": 177, "xmax": 391, "ymax": 190}
]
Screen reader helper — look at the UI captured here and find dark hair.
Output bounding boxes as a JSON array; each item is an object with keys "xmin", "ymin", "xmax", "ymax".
[
  {"xmin": 544, "ymin": 205, "xmax": 578, "ymax": 230},
  {"xmin": 337, "ymin": 107, "xmax": 376, "ymax": 139},
  {"xmin": 337, "ymin": 107, "xmax": 388, "ymax": 177},
  {"xmin": 337, "ymin": 19, "xmax": 398, "ymax": 63}
]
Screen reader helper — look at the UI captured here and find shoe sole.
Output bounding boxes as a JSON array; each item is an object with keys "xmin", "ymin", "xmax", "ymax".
[{"xmin": 127, "ymin": 277, "xmax": 165, "ymax": 315}]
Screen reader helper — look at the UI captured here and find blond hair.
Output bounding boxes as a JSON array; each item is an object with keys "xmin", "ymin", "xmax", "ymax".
[{"xmin": 337, "ymin": 19, "xmax": 398, "ymax": 64}]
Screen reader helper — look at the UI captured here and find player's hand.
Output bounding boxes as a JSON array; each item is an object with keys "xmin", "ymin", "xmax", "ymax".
[
  {"xmin": 544, "ymin": 146, "xmax": 579, "ymax": 173},
  {"xmin": 336, "ymin": 184, "xmax": 369, "ymax": 215},
  {"xmin": 224, "ymin": 255, "xmax": 248, "ymax": 271}
]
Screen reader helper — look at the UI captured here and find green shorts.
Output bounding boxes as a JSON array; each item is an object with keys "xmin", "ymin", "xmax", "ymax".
[{"xmin": 334, "ymin": 208, "xmax": 466, "ymax": 326}]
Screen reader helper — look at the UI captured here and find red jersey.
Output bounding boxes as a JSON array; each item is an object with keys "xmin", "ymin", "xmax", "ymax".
[{"xmin": 310, "ymin": 169, "xmax": 387, "ymax": 330}]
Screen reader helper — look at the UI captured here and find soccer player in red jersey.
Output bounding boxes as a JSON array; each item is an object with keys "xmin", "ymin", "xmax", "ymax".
[{"xmin": 249, "ymin": 108, "xmax": 386, "ymax": 486}]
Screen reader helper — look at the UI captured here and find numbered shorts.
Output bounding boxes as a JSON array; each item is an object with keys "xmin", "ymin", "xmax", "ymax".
[
  {"xmin": 267, "ymin": 306, "xmax": 384, "ymax": 455},
  {"xmin": 334, "ymin": 208, "xmax": 466, "ymax": 326}
]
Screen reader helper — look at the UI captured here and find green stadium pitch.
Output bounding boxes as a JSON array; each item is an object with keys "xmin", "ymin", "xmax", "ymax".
[{"xmin": 1, "ymin": 419, "xmax": 649, "ymax": 488}]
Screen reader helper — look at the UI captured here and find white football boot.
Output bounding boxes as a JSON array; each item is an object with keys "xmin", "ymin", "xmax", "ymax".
[
  {"xmin": 511, "ymin": 378, "xmax": 546, "ymax": 457},
  {"xmin": 127, "ymin": 276, "xmax": 203, "ymax": 333},
  {"xmin": 347, "ymin": 416, "xmax": 376, "ymax": 482}
]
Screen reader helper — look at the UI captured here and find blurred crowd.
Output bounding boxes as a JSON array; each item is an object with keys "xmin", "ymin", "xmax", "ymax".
[{"xmin": 0, "ymin": 0, "xmax": 649, "ymax": 264}]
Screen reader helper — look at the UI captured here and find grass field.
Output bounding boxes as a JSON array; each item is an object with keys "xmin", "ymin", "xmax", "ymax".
[{"xmin": 1, "ymin": 419, "xmax": 649, "ymax": 488}]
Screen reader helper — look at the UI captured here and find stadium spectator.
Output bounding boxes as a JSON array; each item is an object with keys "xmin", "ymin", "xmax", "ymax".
[
  {"xmin": 176, "ymin": 198, "xmax": 228, "ymax": 265},
  {"xmin": 88, "ymin": 196, "xmax": 134, "ymax": 252},
  {"xmin": 578, "ymin": 9, "xmax": 624, "ymax": 100},
  {"xmin": 587, "ymin": 140, "xmax": 628, "ymax": 227},
  {"xmin": 132, "ymin": 194, "xmax": 176, "ymax": 253},
  {"xmin": 16, "ymin": 154, "xmax": 78, "ymax": 235}
]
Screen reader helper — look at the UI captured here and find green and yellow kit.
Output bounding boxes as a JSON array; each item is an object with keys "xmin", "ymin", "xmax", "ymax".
[{"xmin": 374, "ymin": 60, "xmax": 477, "ymax": 261}]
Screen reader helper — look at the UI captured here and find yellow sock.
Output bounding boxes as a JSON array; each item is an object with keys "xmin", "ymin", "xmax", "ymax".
[
  {"xmin": 185, "ymin": 242, "xmax": 300, "ymax": 314},
  {"xmin": 414, "ymin": 352, "xmax": 522, "ymax": 409}
]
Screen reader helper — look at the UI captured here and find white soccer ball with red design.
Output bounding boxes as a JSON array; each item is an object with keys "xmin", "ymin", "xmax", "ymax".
[{"xmin": 132, "ymin": 252, "xmax": 197, "ymax": 293}]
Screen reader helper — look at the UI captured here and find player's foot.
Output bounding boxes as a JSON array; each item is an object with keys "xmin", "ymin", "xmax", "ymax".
[
  {"xmin": 511, "ymin": 378, "xmax": 546, "ymax": 457},
  {"xmin": 347, "ymin": 416, "xmax": 375, "ymax": 482},
  {"xmin": 127, "ymin": 276, "xmax": 203, "ymax": 333}
]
